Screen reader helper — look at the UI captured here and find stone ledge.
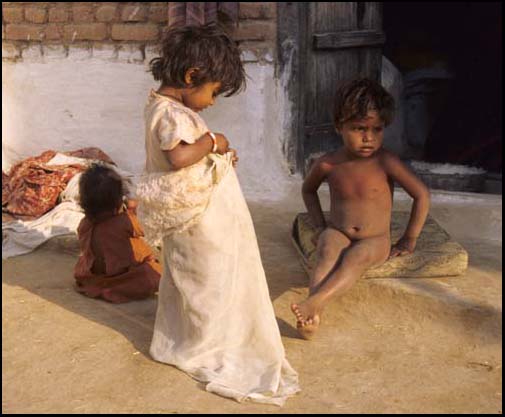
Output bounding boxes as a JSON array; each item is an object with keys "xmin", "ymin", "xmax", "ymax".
[{"xmin": 292, "ymin": 211, "xmax": 469, "ymax": 278}]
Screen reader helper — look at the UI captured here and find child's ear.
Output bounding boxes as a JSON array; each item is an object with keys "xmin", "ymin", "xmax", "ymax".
[{"xmin": 184, "ymin": 68, "xmax": 199, "ymax": 86}]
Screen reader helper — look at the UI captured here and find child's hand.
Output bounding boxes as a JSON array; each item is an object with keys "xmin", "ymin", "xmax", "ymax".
[
  {"xmin": 229, "ymin": 148, "xmax": 239, "ymax": 166},
  {"xmin": 214, "ymin": 133, "xmax": 230, "ymax": 154},
  {"xmin": 311, "ymin": 226, "xmax": 326, "ymax": 246},
  {"xmin": 126, "ymin": 198, "xmax": 138, "ymax": 215},
  {"xmin": 389, "ymin": 236, "xmax": 417, "ymax": 259}
]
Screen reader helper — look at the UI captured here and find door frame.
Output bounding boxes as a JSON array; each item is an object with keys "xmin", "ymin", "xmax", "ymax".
[{"xmin": 277, "ymin": 2, "xmax": 309, "ymax": 174}]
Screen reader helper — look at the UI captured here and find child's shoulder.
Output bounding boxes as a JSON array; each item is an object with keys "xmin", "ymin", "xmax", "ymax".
[
  {"xmin": 306, "ymin": 150, "xmax": 345, "ymax": 178},
  {"xmin": 146, "ymin": 92, "xmax": 202, "ymax": 125},
  {"xmin": 376, "ymin": 148, "xmax": 403, "ymax": 166},
  {"xmin": 147, "ymin": 91, "xmax": 191, "ymax": 113},
  {"xmin": 147, "ymin": 94, "xmax": 187, "ymax": 115},
  {"xmin": 314, "ymin": 149, "xmax": 346, "ymax": 167}
]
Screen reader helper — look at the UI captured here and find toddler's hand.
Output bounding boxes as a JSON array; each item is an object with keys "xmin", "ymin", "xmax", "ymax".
[
  {"xmin": 214, "ymin": 133, "xmax": 229, "ymax": 154},
  {"xmin": 126, "ymin": 198, "xmax": 138, "ymax": 214},
  {"xmin": 229, "ymin": 148, "xmax": 239, "ymax": 167},
  {"xmin": 389, "ymin": 236, "xmax": 417, "ymax": 259},
  {"xmin": 311, "ymin": 226, "xmax": 326, "ymax": 246}
]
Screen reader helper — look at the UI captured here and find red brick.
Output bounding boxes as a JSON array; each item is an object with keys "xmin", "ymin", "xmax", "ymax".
[
  {"xmin": 148, "ymin": 5, "xmax": 168, "ymax": 23},
  {"xmin": 96, "ymin": 5, "xmax": 117, "ymax": 22},
  {"xmin": 44, "ymin": 24, "xmax": 62, "ymax": 40},
  {"xmin": 48, "ymin": 7, "xmax": 69, "ymax": 23},
  {"xmin": 2, "ymin": 7, "xmax": 24, "ymax": 23},
  {"xmin": 63, "ymin": 23, "xmax": 107, "ymax": 41},
  {"xmin": 5, "ymin": 24, "xmax": 45, "ymax": 41},
  {"xmin": 121, "ymin": 4, "xmax": 147, "ymax": 22},
  {"xmin": 24, "ymin": 7, "xmax": 47, "ymax": 24},
  {"xmin": 72, "ymin": 4, "xmax": 95, "ymax": 23},
  {"xmin": 111, "ymin": 23, "xmax": 159, "ymax": 41}
]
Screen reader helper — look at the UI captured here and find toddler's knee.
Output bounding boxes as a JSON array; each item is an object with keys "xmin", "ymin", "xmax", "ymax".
[
  {"xmin": 342, "ymin": 251, "xmax": 373, "ymax": 269},
  {"xmin": 317, "ymin": 238, "xmax": 338, "ymax": 260}
]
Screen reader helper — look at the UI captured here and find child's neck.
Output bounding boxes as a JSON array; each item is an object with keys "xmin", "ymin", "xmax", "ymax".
[
  {"xmin": 157, "ymin": 85, "xmax": 184, "ymax": 104},
  {"xmin": 92, "ymin": 207, "xmax": 122, "ymax": 222}
]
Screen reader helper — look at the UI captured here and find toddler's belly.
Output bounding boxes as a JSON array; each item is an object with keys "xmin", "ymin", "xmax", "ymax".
[{"xmin": 328, "ymin": 198, "xmax": 392, "ymax": 240}]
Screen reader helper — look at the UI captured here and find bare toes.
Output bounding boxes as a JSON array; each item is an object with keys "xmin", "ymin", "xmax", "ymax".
[{"xmin": 291, "ymin": 304, "xmax": 305, "ymax": 322}]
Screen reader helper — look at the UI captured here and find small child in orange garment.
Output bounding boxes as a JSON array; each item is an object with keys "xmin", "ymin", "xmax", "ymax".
[{"xmin": 74, "ymin": 163, "xmax": 161, "ymax": 303}]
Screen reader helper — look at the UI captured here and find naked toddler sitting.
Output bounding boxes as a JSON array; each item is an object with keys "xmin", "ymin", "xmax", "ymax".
[{"xmin": 291, "ymin": 78, "xmax": 431, "ymax": 339}]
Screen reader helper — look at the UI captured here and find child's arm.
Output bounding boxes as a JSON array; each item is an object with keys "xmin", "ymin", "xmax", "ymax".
[
  {"xmin": 164, "ymin": 132, "xmax": 229, "ymax": 170},
  {"xmin": 302, "ymin": 160, "xmax": 329, "ymax": 243},
  {"xmin": 381, "ymin": 151, "xmax": 431, "ymax": 257},
  {"xmin": 125, "ymin": 198, "xmax": 138, "ymax": 214}
]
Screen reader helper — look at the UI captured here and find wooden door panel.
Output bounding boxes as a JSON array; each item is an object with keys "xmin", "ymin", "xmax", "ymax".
[{"xmin": 278, "ymin": 2, "xmax": 384, "ymax": 173}]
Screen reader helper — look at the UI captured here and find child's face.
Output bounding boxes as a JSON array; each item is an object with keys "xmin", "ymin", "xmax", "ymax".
[
  {"xmin": 337, "ymin": 110, "xmax": 385, "ymax": 158},
  {"xmin": 182, "ymin": 81, "xmax": 222, "ymax": 112}
]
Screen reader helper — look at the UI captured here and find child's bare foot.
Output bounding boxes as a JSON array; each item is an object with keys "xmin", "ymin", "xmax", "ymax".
[
  {"xmin": 290, "ymin": 302, "xmax": 321, "ymax": 340},
  {"xmin": 297, "ymin": 314, "xmax": 320, "ymax": 340}
]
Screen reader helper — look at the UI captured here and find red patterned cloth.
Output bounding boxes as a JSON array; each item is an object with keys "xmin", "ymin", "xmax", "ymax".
[
  {"xmin": 2, "ymin": 148, "xmax": 114, "ymax": 219},
  {"xmin": 168, "ymin": 2, "xmax": 239, "ymax": 28}
]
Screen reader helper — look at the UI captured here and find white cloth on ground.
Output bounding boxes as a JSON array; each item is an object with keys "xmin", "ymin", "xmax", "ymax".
[{"xmin": 2, "ymin": 201, "xmax": 84, "ymax": 259}]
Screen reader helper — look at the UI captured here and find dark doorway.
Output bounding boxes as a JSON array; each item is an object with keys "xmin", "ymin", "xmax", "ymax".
[{"xmin": 383, "ymin": 2, "xmax": 502, "ymax": 174}]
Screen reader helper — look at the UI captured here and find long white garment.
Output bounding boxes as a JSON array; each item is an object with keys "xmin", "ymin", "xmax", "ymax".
[
  {"xmin": 149, "ymin": 163, "xmax": 300, "ymax": 406},
  {"xmin": 138, "ymin": 91, "xmax": 299, "ymax": 404}
]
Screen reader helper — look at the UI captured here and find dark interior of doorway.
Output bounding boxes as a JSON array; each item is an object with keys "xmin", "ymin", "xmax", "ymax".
[{"xmin": 382, "ymin": 2, "xmax": 502, "ymax": 175}]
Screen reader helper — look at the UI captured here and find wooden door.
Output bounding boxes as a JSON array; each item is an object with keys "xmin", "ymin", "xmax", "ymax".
[{"xmin": 278, "ymin": 2, "xmax": 385, "ymax": 174}]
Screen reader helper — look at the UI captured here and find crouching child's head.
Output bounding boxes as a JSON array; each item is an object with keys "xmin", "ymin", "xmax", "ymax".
[{"xmin": 79, "ymin": 164, "xmax": 126, "ymax": 221}]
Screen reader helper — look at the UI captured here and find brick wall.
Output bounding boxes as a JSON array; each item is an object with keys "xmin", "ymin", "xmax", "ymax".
[{"xmin": 2, "ymin": 2, "xmax": 277, "ymax": 63}]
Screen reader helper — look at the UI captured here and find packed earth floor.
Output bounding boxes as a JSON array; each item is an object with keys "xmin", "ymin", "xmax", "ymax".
[{"xmin": 2, "ymin": 184, "xmax": 502, "ymax": 414}]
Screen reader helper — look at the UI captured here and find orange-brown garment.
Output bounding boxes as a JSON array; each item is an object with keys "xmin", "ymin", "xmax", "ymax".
[{"xmin": 74, "ymin": 210, "xmax": 161, "ymax": 303}]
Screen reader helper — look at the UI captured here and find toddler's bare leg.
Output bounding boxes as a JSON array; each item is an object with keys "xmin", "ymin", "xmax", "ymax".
[
  {"xmin": 293, "ymin": 235, "xmax": 390, "ymax": 339},
  {"xmin": 310, "ymin": 228, "xmax": 352, "ymax": 294},
  {"xmin": 291, "ymin": 228, "xmax": 351, "ymax": 338}
]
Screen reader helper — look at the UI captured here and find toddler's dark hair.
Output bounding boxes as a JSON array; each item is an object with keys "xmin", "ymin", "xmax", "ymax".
[
  {"xmin": 149, "ymin": 23, "xmax": 246, "ymax": 97},
  {"xmin": 79, "ymin": 163, "xmax": 126, "ymax": 221},
  {"xmin": 334, "ymin": 78, "xmax": 395, "ymax": 128}
]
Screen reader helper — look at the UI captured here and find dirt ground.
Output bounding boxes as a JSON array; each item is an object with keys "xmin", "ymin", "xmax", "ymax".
[{"xmin": 2, "ymin": 187, "xmax": 502, "ymax": 414}]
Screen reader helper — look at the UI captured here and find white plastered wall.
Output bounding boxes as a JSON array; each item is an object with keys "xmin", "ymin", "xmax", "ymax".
[{"xmin": 2, "ymin": 47, "xmax": 300, "ymax": 201}]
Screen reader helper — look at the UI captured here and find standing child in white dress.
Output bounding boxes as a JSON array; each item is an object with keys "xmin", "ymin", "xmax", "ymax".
[{"xmin": 135, "ymin": 24, "xmax": 300, "ymax": 406}]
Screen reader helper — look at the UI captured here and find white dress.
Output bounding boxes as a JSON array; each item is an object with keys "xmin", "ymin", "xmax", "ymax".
[{"xmin": 136, "ymin": 91, "xmax": 300, "ymax": 406}]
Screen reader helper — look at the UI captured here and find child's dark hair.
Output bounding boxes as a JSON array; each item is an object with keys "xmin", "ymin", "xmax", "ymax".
[
  {"xmin": 149, "ymin": 23, "xmax": 246, "ymax": 97},
  {"xmin": 79, "ymin": 163, "xmax": 126, "ymax": 220},
  {"xmin": 334, "ymin": 78, "xmax": 395, "ymax": 128}
]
